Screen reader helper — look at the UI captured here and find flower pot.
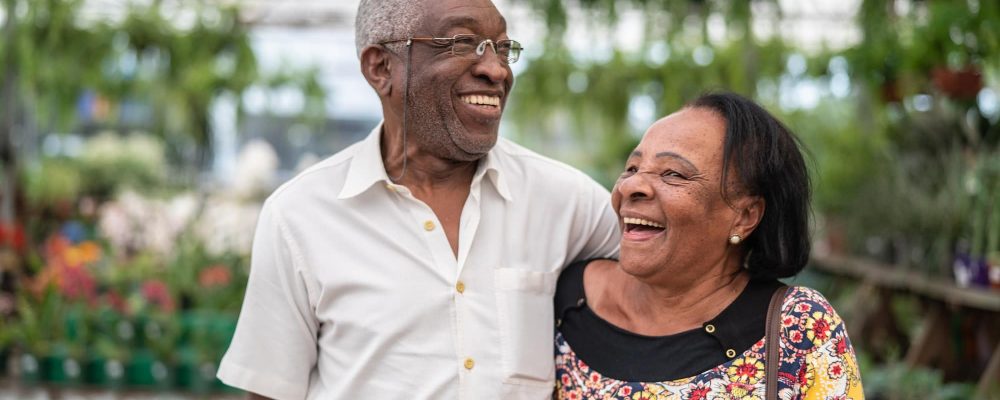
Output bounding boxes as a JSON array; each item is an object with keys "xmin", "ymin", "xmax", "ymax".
[
  {"xmin": 83, "ymin": 356, "xmax": 125, "ymax": 388},
  {"xmin": 40, "ymin": 354, "xmax": 82, "ymax": 385},
  {"xmin": 953, "ymin": 252, "xmax": 973, "ymax": 288},
  {"xmin": 989, "ymin": 253, "xmax": 1000, "ymax": 290},
  {"xmin": 175, "ymin": 360, "xmax": 217, "ymax": 393},
  {"xmin": 0, "ymin": 347, "xmax": 8, "ymax": 377},
  {"xmin": 932, "ymin": 66, "xmax": 983, "ymax": 100},
  {"xmin": 19, "ymin": 353, "xmax": 40, "ymax": 383},
  {"xmin": 971, "ymin": 256, "xmax": 990, "ymax": 288},
  {"xmin": 125, "ymin": 349, "xmax": 171, "ymax": 389}
]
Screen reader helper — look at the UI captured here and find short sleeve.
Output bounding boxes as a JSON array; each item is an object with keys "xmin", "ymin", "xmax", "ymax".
[
  {"xmin": 567, "ymin": 173, "xmax": 620, "ymax": 264},
  {"xmin": 780, "ymin": 287, "xmax": 864, "ymax": 399},
  {"xmin": 217, "ymin": 200, "xmax": 320, "ymax": 400}
]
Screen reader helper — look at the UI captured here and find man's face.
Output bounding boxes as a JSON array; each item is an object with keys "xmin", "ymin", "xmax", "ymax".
[{"xmin": 401, "ymin": 0, "xmax": 514, "ymax": 162}]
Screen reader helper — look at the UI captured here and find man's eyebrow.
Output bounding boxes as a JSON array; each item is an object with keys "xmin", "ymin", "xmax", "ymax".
[
  {"xmin": 628, "ymin": 150, "xmax": 698, "ymax": 172},
  {"xmin": 439, "ymin": 16, "xmax": 481, "ymax": 31},
  {"xmin": 438, "ymin": 15, "xmax": 507, "ymax": 35}
]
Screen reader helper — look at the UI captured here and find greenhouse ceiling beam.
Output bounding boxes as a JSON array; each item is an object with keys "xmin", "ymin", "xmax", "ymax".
[{"xmin": 77, "ymin": 0, "xmax": 356, "ymax": 28}]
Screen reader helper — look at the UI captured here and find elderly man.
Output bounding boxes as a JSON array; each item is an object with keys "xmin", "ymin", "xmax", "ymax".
[{"xmin": 217, "ymin": 0, "xmax": 620, "ymax": 398}]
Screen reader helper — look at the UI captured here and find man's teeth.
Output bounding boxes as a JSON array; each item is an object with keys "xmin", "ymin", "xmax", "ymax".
[
  {"xmin": 461, "ymin": 95, "xmax": 500, "ymax": 107},
  {"xmin": 623, "ymin": 217, "xmax": 664, "ymax": 229}
]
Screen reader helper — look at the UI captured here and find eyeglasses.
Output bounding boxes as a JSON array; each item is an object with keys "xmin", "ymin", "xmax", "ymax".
[{"xmin": 380, "ymin": 34, "xmax": 523, "ymax": 64}]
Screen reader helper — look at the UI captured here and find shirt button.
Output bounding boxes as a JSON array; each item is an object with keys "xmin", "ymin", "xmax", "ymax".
[
  {"xmin": 725, "ymin": 349, "xmax": 737, "ymax": 358},
  {"xmin": 463, "ymin": 358, "xmax": 475, "ymax": 370},
  {"xmin": 456, "ymin": 281, "xmax": 465, "ymax": 294},
  {"xmin": 423, "ymin": 221, "xmax": 436, "ymax": 231},
  {"xmin": 705, "ymin": 324, "xmax": 716, "ymax": 333}
]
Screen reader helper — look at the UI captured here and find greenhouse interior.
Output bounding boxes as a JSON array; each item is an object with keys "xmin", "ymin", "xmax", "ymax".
[{"xmin": 0, "ymin": 0, "xmax": 998, "ymax": 398}]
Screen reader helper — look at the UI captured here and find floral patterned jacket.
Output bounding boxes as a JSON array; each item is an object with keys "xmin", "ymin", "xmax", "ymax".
[{"xmin": 554, "ymin": 286, "xmax": 864, "ymax": 400}]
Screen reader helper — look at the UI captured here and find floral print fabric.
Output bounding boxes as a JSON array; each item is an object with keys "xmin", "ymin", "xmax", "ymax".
[{"xmin": 554, "ymin": 287, "xmax": 864, "ymax": 400}]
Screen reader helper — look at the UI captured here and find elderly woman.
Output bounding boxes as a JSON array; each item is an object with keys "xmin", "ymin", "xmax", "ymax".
[{"xmin": 554, "ymin": 92, "xmax": 863, "ymax": 399}]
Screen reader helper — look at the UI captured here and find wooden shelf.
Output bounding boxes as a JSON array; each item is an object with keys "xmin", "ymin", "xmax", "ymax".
[
  {"xmin": 809, "ymin": 254, "xmax": 1000, "ymax": 397},
  {"xmin": 810, "ymin": 254, "xmax": 1000, "ymax": 311}
]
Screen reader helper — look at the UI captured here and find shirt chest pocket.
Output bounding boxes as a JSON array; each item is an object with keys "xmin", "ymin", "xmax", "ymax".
[{"xmin": 494, "ymin": 267, "xmax": 558, "ymax": 388}]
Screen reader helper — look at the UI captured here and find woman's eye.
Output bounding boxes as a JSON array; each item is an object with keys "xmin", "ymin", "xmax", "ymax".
[
  {"xmin": 662, "ymin": 170, "xmax": 684, "ymax": 178},
  {"xmin": 623, "ymin": 166, "xmax": 638, "ymax": 175}
]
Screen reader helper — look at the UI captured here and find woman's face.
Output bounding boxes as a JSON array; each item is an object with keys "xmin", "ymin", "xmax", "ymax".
[{"xmin": 611, "ymin": 107, "xmax": 744, "ymax": 281}]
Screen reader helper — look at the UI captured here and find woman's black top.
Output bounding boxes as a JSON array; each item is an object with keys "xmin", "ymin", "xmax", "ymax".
[{"xmin": 554, "ymin": 259, "xmax": 784, "ymax": 382}]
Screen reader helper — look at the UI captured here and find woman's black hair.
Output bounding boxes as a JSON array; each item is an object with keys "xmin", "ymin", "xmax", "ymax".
[{"xmin": 688, "ymin": 91, "xmax": 811, "ymax": 279}]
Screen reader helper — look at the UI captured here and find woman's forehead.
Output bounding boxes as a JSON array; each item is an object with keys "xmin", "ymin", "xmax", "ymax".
[{"xmin": 638, "ymin": 108, "xmax": 725, "ymax": 159}]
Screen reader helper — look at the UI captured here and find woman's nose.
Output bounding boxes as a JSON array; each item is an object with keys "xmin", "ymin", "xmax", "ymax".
[{"xmin": 617, "ymin": 172, "xmax": 653, "ymax": 200}]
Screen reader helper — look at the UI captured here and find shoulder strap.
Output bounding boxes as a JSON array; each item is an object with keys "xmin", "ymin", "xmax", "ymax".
[{"xmin": 765, "ymin": 285, "xmax": 789, "ymax": 400}]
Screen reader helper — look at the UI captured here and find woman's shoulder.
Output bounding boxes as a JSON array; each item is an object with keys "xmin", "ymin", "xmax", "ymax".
[
  {"xmin": 778, "ymin": 286, "xmax": 849, "ymax": 353},
  {"xmin": 555, "ymin": 259, "xmax": 616, "ymax": 315}
]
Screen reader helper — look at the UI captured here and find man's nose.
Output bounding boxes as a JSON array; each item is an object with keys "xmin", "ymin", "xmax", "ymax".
[{"xmin": 471, "ymin": 41, "xmax": 509, "ymax": 83}]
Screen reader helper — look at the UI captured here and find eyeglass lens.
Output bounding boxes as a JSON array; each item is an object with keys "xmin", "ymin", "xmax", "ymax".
[{"xmin": 451, "ymin": 35, "xmax": 521, "ymax": 64}]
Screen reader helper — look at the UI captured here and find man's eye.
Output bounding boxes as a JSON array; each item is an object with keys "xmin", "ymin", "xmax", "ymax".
[
  {"xmin": 662, "ymin": 171, "xmax": 684, "ymax": 178},
  {"xmin": 452, "ymin": 36, "xmax": 478, "ymax": 46}
]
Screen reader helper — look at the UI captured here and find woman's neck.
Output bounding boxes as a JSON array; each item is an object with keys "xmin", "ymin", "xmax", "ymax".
[{"xmin": 588, "ymin": 262, "xmax": 750, "ymax": 337}]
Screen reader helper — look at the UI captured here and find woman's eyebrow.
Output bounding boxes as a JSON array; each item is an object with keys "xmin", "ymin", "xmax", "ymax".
[
  {"xmin": 630, "ymin": 150, "xmax": 697, "ymax": 170},
  {"xmin": 654, "ymin": 151, "xmax": 696, "ymax": 170}
]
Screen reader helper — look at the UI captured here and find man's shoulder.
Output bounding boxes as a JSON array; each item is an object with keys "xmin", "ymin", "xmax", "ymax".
[{"xmin": 266, "ymin": 141, "xmax": 364, "ymax": 206}]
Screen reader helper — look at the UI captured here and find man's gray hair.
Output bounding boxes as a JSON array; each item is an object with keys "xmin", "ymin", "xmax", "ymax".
[{"xmin": 355, "ymin": 0, "xmax": 425, "ymax": 57}]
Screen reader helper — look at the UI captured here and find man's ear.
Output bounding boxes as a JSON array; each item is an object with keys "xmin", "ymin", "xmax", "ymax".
[
  {"xmin": 731, "ymin": 195, "xmax": 765, "ymax": 239},
  {"xmin": 360, "ymin": 44, "xmax": 393, "ymax": 97}
]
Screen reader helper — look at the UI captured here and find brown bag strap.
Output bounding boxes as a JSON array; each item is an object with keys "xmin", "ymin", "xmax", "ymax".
[{"xmin": 765, "ymin": 285, "xmax": 789, "ymax": 400}]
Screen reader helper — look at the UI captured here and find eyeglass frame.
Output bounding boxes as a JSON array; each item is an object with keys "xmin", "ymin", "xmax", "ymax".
[{"xmin": 378, "ymin": 34, "xmax": 524, "ymax": 64}]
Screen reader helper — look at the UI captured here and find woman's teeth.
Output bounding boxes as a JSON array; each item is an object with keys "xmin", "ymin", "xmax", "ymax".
[{"xmin": 623, "ymin": 217, "xmax": 664, "ymax": 228}]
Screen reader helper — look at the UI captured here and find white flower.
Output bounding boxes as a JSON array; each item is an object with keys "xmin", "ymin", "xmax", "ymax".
[
  {"xmin": 195, "ymin": 196, "xmax": 261, "ymax": 257},
  {"xmin": 230, "ymin": 139, "xmax": 279, "ymax": 199}
]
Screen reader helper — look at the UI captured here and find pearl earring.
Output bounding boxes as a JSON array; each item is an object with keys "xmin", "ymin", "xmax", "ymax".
[{"xmin": 729, "ymin": 234, "xmax": 742, "ymax": 245}]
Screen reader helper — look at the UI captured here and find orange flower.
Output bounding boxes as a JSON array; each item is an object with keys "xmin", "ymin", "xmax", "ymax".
[
  {"xmin": 199, "ymin": 264, "xmax": 232, "ymax": 288},
  {"xmin": 77, "ymin": 241, "xmax": 102, "ymax": 264},
  {"xmin": 45, "ymin": 235, "xmax": 72, "ymax": 261}
]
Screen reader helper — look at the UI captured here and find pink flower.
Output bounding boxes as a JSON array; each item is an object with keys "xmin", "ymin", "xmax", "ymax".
[
  {"xmin": 141, "ymin": 280, "xmax": 176, "ymax": 313},
  {"xmin": 104, "ymin": 291, "xmax": 129, "ymax": 315},
  {"xmin": 58, "ymin": 265, "xmax": 97, "ymax": 303}
]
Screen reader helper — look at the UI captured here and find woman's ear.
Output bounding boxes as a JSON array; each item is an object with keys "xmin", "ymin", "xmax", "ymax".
[
  {"xmin": 731, "ymin": 195, "xmax": 765, "ymax": 239},
  {"xmin": 360, "ymin": 45, "xmax": 393, "ymax": 97}
]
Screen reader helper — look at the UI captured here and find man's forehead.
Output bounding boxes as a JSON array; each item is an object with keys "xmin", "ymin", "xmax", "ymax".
[{"xmin": 421, "ymin": 2, "xmax": 507, "ymax": 34}]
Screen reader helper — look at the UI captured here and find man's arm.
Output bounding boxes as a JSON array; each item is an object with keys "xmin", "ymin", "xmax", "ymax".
[
  {"xmin": 217, "ymin": 201, "xmax": 320, "ymax": 400},
  {"xmin": 571, "ymin": 175, "xmax": 622, "ymax": 261}
]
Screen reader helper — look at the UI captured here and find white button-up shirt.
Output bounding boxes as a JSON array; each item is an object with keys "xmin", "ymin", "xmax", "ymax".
[{"xmin": 218, "ymin": 123, "xmax": 620, "ymax": 400}]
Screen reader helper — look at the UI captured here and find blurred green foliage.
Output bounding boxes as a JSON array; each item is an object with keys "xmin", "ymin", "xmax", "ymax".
[
  {"xmin": 857, "ymin": 352, "xmax": 977, "ymax": 400},
  {"xmin": 1, "ymin": 0, "xmax": 256, "ymax": 162},
  {"xmin": 508, "ymin": 0, "xmax": 999, "ymax": 273}
]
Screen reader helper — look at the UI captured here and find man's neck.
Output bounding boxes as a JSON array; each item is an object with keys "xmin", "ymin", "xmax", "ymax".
[{"xmin": 380, "ymin": 124, "xmax": 482, "ymax": 192}]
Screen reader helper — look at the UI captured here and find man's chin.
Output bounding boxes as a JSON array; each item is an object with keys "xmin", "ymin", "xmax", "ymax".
[{"xmin": 452, "ymin": 134, "xmax": 498, "ymax": 160}]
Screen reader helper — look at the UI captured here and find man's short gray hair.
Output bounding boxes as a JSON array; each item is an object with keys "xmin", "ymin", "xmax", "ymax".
[{"xmin": 355, "ymin": 0, "xmax": 425, "ymax": 57}]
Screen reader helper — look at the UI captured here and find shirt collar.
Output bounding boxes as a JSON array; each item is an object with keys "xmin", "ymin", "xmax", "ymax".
[
  {"xmin": 337, "ymin": 121, "xmax": 513, "ymax": 202},
  {"xmin": 338, "ymin": 122, "xmax": 392, "ymax": 199},
  {"xmin": 476, "ymin": 147, "xmax": 513, "ymax": 202}
]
